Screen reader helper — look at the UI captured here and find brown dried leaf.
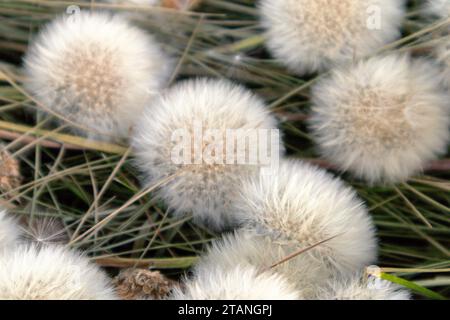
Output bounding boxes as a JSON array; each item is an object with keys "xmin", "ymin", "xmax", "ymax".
[{"xmin": 114, "ymin": 268, "xmax": 177, "ymax": 300}]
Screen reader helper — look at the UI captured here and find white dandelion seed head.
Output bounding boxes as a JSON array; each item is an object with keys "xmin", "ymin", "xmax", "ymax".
[
  {"xmin": 259, "ymin": 0, "xmax": 406, "ymax": 74},
  {"xmin": 132, "ymin": 78, "xmax": 281, "ymax": 230},
  {"xmin": 423, "ymin": 1, "xmax": 450, "ymax": 88},
  {"xmin": 433, "ymin": 37, "xmax": 450, "ymax": 88},
  {"xmin": 234, "ymin": 160, "xmax": 377, "ymax": 274},
  {"xmin": 24, "ymin": 11, "xmax": 172, "ymax": 142},
  {"xmin": 193, "ymin": 230, "xmax": 324, "ymax": 298},
  {"xmin": 0, "ymin": 244, "xmax": 117, "ymax": 300},
  {"xmin": 203, "ymin": 160, "xmax": 376, "ymax": 297},
  {"xmin": 0, "ymin": 209, "xmax": 21, "ymax": 251},
  {"xmin": 319, "ymin": 275, "xmax": 411, "ymax": 300},
  {"xmin": 171, "ymin": 264, "xmax": 301, "ymax": 300},
  {"xmin": 193, "ymin": 231, "xmax": 375, "ymax": 298},
  {"xmin": 309, "ymin": 54, "xmax": 450, "ymax": 184},
  {"xmin": 425, "ymin": 0, "xmax": 450, "ymax": 19}
]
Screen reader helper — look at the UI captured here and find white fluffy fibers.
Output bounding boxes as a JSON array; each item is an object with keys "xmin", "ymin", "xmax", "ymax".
[
  {"xmin": 0, "ymin": 209, "xmax": 21, "ymax": 251},
  {"xmin": 309, "ymin": 54, "xmax": 450, "ymax": 184},
  {"xmin": 24, "ymin": 11, "xmax": 171, "ymax": 142},
  {"xmin": 426, "ymin": 0, "xmax": 450, "ymax": 18},
  {"xmin": 22, "ymin": 218, "xmax": 69, "ymax": 246},
  {"xmin": 318, "ymin": 275, "xmax": 411, "ymax": 300},
  {"xmin": 132, "ymin": 78, "xmax": 281, "ymax": 230},
  {"xmin": 192, "ymin": 230, "xmax": 358, "ymax": 299},
  {"xmin": 259, "ymin": 0, "xmax": 406, "ymax": 74},
  {"xmin": 433, "ymin": 35, "xmax": 450, "ymax": 88},
  {"xmin": 425, "ymin": 1, "xmax": 450, "ymax": 88},
  {"xmin": 432, "ymin": 41, "xmax": 450, "ymax": 89},
  {"xmin": 0, "ymin": 244, "xmax": 117, "ymax": 300},
  {"xmin": 217, "ymin": 160, "xmax": 376, "ymax": 296},
  {"xmin": 171, "ymin": 264, "xmax": 301, "ymax": 300}
]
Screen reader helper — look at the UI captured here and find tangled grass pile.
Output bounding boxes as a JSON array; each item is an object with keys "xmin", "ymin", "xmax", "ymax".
[{"xmin": 0, "ymin": 0, "xmax": 448, "ymax": 299}]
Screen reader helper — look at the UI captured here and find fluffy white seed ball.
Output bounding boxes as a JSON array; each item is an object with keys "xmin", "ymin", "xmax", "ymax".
[
  {"xmin": 425, "ymin": 1, "xmax": 450, "ymax": 88},
  {"xmin": 0, "ymin": 209, "xmax": 21, "ymax": 251},
  {"xmin": 193, "ymin": 230, "xmax": 363, "ymax": 299},
  {"xmin": 235, "ymin": 160, "xmax": 378, "ymax": 275},
  {"xmin": 426, "ymin": 0, "xmax": 450, "ymax": 18},
  {"xmin": 171, "ymin": 264, "xmax": 301, "ymax": 300},
  {"xmin": 196, "ymin": 160, "xmax": 377, "ymax": 298},
  {"xmin": 433, "ymin": 37, "xmax": 450, "ymax": 88},
  {"xmin": 309, "ymin": 54, "xmax": 450, "ymax": 184},
  {"xmin": 132, "ymin": 78, "xmax": 281, "ymax": 230},
  {"xmin": 433, "ymin": 40, "xmax": 450, "ymax": 88},
  {"xmin": 318, "ymin": 275, "xmax": 411, "ymax": 300},
  {"xmin": 259, "ymin": 0, "xmax": 406, "ymax": 74},
  {"xmin": 24, "ymin": 11, "xmax": 171, "ymax": 142},
  {"xmin": 0, "ymin": 244, "xmax": 117, "ymax": 299}
]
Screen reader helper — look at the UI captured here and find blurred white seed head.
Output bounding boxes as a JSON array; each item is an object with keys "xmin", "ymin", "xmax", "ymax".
[
  {"xmin": 171, "ymin": 264, "xmax": 301, "ymax": 300},
  {"xmin": 194, "ymin": 230, "xmax": 332, "ymax": 298},
  {"xmin": 309, "ymin": 54, "xmax": 450, "ymax": 184},
  {"xmin": 424, "ymin": 1, "xmax": 450, "ymax": 88},
  {"xmin": 234, "ymin": 160, "xmax": 377, "ymax": 273},
  {"xmin": 426, "ymin": 0, "xmax": 450, "ymax": 18},
  {"xmin": 0, "ymin": 209, "xmax": 21, "ymax": 251},
  {"xmin": 202, "ymin": 160, "xmax": 376, "ymax": 297},
  {"xmin": 432, "ymin": 39, "xmax": 450, "ymax": 88},
  {"xmin": 132, "ymin": 78, "xmax": 281, "ymax": 230},
  {"xmin": 24, "ymin": 11, "xmax": 172, "ymax": 142},
  {"xmin": 259, "ymin": 0, "xmax": 406, "ymax": 74},
  {"xmin": 0, "ymin": 244, "xmax": 117, "ymax": 300},
  {"xmin": 318, "ymin": 274, "xmax": 411, "ymax": 300}
]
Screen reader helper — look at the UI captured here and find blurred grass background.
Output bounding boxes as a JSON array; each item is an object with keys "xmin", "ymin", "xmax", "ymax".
[{"xmin": 0, "ymin": 0, "xmax": 448, "ymax": 299}]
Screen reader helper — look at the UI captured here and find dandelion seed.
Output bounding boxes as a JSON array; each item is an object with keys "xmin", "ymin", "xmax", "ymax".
[
  {"xmin": 0, "ymin": 244, "xmax": 117, "ymax": 299},
  {"xmin": 171, "ymin": 264, "xmax": 301, "ymax": 300},
  {"xmin": 194, "ymin": 160, "xmax": 377, "ymax": 298},
  {"xmin": 309, "ymin": 54, "xmax": 450, "ymax": 184},
  {"xmin": 425, "ymin": 0, "xmax": 450, "ymax": 18},
  {"xmin": 236, "ymin": 160, "xmax": 377, "ymax": 281},
  {"xmin": 22, "ymin": 217, "xmax": 69, "ymax": 246},
  {"xmin": 318, "ymin": 274, "xmax": 411, "ymax": 300},
  {"xmin": 24, "ymin": 11, "xmax": 172, "ymax": 142},
  {"xmin": 132, "ymin": 78, "xmax": 281, "ymax": 230},
  {"xmin": 259, "ymin": 0, "xmax": 406, "ymax": 74},
  {"xmin": 424, "ymin": 0, "xmax": 450, "ymax": 88}
]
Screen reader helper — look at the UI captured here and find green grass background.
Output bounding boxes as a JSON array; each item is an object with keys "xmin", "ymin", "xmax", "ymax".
[{"xmin": 0, "ymin": 0, "xmax": 448, "ymax": 299}]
